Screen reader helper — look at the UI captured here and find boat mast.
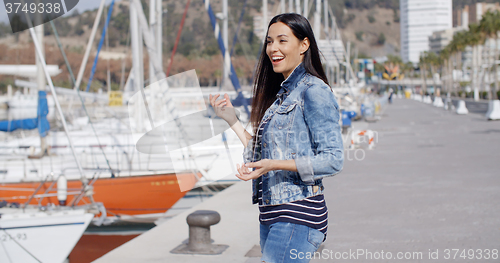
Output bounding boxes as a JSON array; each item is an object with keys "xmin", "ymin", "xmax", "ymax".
[
  {"xmin": 263, "ymin": 0, "xmax": 268, "ymax": 39},
  {"xmin": 149, "ymin": 0, "xmax": 156, "ymax": 84},
  {"xmin": 303, "ymin": 0, "xmax": 309, "ymax": 18},
  {"xmin": 156, "ymin": 0, "xmax": 163, "ymax": 74},
  {"xmin": 203, "ymin": 0, "xmax": 250, "ymax": 114},
  {"xmin": 73, "ymin": 0, "xmax": 107, "ymax": 91},
  {"xmin": 314, "ymin": 0, "xmax": 321, "ymax": 39},
  {"xmin": 26, "ymin": 24, "xmax": 88, "ymax": 186},
  {"xmin": 35, "ymin": 26, "xmax": 44, "ymax": 93},
  {"xmin": 222, "ymin": 0, "xmax": 230, "ymax": 88},
  {"xmin": 295, "ymin": 0, "xmax": 301, "ymax": 15},
  {"xmin": 323, "ymin": 0, "xmax": 329, "ymax": 82},
  {"xmin": 323, "ymin": 0, "xmax": 328, "ymax": 36},
  {"xmin": 130, "ymin": 0, "xmax": 152, "ymax": 126},
  {"xmin": 130, "ymin": 4, "xmax": 143, "ymax": 94},
  {"xmin": 35, "ymin": 7, "xmax": 47, "ymax": 156}
]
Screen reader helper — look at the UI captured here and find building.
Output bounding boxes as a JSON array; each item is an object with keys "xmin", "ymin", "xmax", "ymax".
[
  {"xmin": 400, "ymin": 0, "xmax": 452, "ymax": 64},
  {"xmin": 453, "ymin": 5, "xmax": 469, "ymax": 29},
  {"xmin": 452, "ymin": 3, "xmax": 500, "ymax": 71},
  {"xmin": 454, "ymin": 2, "xmax": 500, "ymax": 28},
  {"xmin": 428, "ymin": 28, "xmax": 461, "ymax": 54},
  {"xmin": 469, "ymin": 2, "xmax": 500, "ymax": 24},
  {"xmin": 461, "ymin": 38, "xmax": 500, "ymax": 70}
]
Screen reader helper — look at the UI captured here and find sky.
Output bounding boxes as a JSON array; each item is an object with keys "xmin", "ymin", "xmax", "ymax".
[{"xmin": 0, "ymin": 0, "xmax": 115, "ymax": 25}]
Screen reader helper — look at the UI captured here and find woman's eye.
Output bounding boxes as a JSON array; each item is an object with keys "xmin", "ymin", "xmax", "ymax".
[{"xmin": 280, "ymin": 39, "xmax": 287, "ymax": 43}]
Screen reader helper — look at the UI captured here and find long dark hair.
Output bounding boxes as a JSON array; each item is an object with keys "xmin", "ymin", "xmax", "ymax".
[{"xmin": 251, "ymin": 13, "xmax": 328, "ymax": 135}]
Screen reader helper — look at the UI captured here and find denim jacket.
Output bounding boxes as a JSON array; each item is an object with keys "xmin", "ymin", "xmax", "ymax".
[{"xmin": 244, "ymin": 64, "xmax": 344, "ymax": 206}]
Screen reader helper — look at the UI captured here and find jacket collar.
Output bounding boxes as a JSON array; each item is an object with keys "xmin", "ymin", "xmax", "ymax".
[{"xmin": 280, "ymin": 63, "xmax": 306, "ymax": 92}]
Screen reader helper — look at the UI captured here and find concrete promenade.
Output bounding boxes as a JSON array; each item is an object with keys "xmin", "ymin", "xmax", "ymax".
[
  {"xmin": 94, "ymin": 98, "xmax": 500, "ymax": 262},
  {"xmin": 317, "ymin": 98, "xmax": 500, "ymax": 262},
  {"xmin": 93, "ymin": 179, "xmax": 259, "ymax": 263}
]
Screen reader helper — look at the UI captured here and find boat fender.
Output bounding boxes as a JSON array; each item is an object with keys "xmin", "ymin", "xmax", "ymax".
[{"xmin": 57, "ymin": 175, "xmax": 68, "ymax": 206}]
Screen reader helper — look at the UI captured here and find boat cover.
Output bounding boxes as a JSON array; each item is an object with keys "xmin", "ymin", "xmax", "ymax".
[{"xmin": 0, "ymin": 91, "xmax": 50, "ymax": 137}]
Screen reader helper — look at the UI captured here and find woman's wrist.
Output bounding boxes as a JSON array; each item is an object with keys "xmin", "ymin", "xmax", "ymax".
[
  {"xmin": 230, "ymin": 120, "xmax": 252, "ymax": 147},
  {"xmin": 269, "ymin": 159, "xmax": 297, "ymax": 172},
  {"xmin": 228, "ymin": 118, "xmax": 240, "ymax": 128}
]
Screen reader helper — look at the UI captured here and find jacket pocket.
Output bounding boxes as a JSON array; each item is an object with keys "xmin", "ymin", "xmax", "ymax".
[{"xmin": 273, "ymin": 103, "xmax": 297, "ymax": 130}]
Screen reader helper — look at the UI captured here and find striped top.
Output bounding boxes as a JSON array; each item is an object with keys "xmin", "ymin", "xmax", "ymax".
[
  {"xmin": 255, "ymin": 94, "xmax": 328, "ymax": 238},
  {"xmin": 257, "ymin": 181, "xmax": 328, "ymax": 237}
]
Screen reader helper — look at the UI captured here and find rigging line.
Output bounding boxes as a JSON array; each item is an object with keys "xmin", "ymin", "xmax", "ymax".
[
  {"xmin": 224, "ymin": 4, "xmax": 257, "ymax": 86},
  {"xmin": 326, "ymin": 7, "xmax": 356, "ymax": 85},
  {"xmin": 306, "ymin": 0, "xmax": 314, "ymax": 20},
  {"xmin": 85, "ymin": 0, "xmax": 116, "ymax": 92},
  {"xmin": 1, "ymin": 229, "xmax": 42, "ymax": 263},
  {"xmin": 49, "ymin": 16, "xmax": 115, "ymax": 178},
  {"xmin": 0, "ymin": 235, "xmax": 13, "ymax": 263},
  {"xmin": 66, "ymin": 0, "xmax": 107, "ymax": 113},
  {"xmin": 227, "ymin": 0, "xmax": 257, "ymax": 69},
  {"xmin": 37, "ymin": 176, "xmax": 57, "ymax": 207},
  {"xmin": 204, "ymin": 0, "xmax": 251, "ymax": 115},
  {"xmin": 22, "ymin": 169, "xmax": 51, "ymax": 210},
  {"xmin": 106, "ymin": 3, "xmax": 112, "ymax": 93},
  {"xmin": 325, "ymin": 6, "xmax": 345, "ymax": 80},
  {"xmin": 22, "ymin": 4, "xmax": 88, "ymax": 192},
  {"xmin": 49, "ymin": 21, "xmax": 76, "ymax": 86},
  {"xmin": 229, "ymin": 0, "xmax": 248, "ymax": 57},
  {"xmin": 221, "ymin": 4, "xmax": 255, "ymax": 88},
  {"xmin": 120, "ymin": 27, "xmax": 131, "ymax": 91},
  {"xmin": 166, "ymin": 0, "xmax": 191, "ymax": 77}
]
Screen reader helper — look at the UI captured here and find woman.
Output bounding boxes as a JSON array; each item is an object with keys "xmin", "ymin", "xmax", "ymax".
[{"xmin": 209, "ymin": 13, "xmax": 343, "ymax": 263}]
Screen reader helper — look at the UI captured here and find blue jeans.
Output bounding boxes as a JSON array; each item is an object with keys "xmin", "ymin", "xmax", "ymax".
[{"xmin": 260, "ymin": 222, "xmax": 325, "ymax": 263}]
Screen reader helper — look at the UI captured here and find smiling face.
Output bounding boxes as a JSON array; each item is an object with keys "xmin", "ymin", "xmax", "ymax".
[{"xmin": 266, "ymin": 22, "xmax": 310, "ymax": 79}]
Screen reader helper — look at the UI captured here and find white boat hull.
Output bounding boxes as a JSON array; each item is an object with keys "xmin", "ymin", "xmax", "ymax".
[{"xmin": 0, "ymin": 209, "xmax": 93, "ymax": 263}]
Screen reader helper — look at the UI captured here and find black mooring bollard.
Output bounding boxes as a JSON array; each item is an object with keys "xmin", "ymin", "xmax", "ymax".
[{"xmin": 171, "ymin": 210, "xmax": 229, "ymax": 255}]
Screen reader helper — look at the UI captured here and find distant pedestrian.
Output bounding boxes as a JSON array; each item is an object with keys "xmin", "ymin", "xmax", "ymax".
[
  {"xmin": 388, "ymin": 88, "xmax": 394, "ymax": 104},
  {"xmin": 210, "ymin": 13, "xmax": 343, "ymax": 263}
]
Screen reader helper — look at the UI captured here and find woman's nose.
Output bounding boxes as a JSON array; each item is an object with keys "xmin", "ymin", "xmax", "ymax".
[{"xmin": 267, "ymin": 42, "xmax": 278, "ymax": 53}]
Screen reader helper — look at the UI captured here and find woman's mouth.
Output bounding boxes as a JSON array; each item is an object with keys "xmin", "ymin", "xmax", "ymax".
[{"xmin": 271, "ymin": 55, "xmax": 284, "ymax": 65}]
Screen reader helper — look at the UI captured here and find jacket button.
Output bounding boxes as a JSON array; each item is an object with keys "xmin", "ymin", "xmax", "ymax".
[{"xmin": 265, "ymin": 199, "xmax": 270, "ymax": 204}]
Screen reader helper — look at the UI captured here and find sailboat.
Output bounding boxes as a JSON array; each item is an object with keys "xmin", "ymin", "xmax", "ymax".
[
  {"xmin": 0, "ymin": 19, "xmax": 102, "ymax": 259},
  {"xmin": 0, "ymin": 0, "xmax": 245, "ymax": 221},
  {"xmin": 0, "ymin": 205, "xmax": 94, "ymax": 263},
  {"xmin": 1, "ymin": 0, "xmax": 372, "ymax": 222}
]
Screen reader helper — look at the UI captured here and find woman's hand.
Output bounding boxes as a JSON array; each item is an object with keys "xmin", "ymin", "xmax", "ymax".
[
  {"xmin": 208, "ymin": 93, "xmax": 238, "ymax": 126},
  {"xmin": 235, "ymin": 159, "xmax": 275, "ymax": 181}
]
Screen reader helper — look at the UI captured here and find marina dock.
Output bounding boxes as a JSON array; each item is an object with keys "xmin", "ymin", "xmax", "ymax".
[{"xmin": 94, "ymin": 98, "xmax": 500, "ymax": 262}]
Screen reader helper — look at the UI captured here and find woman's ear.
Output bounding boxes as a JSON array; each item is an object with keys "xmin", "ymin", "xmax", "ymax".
[{"xmin": 300, "ymin": 37, "xmax": 310, "ymax": 55}]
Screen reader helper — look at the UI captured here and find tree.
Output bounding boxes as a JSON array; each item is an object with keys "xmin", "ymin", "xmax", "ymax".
[
  {"xmin": 478, "ymin": 10, "xmax": 500, "ymax": 100},
  {"xmin": 419, "ymin": 53, "xmax": 429, "ymax": 95},
  {"xmin": 386, "ymin": 54, "xmax": 403, "ymax": 65},
  {"xmin": 465, "ymin": 23, "xmax": 486, "ymax": 98},
  {"xmin": 439, "ymin": 46, "xmax": 452, "ymax": 95},
  {"xmin": 367, "ymin": 15, "xmax": 376, "ymax": 23},
  {"xmin": 355, "ymin": 31, "xmax": 364, "ymax": 41},
  {"xmin": 377, "ymin": 33, "xmax": 386, "ymax": 45},
  {"xmin": 423, "ymin": 52, "xmax": 442, "ymax": 95},
  {"xmin": 448, "ymin": 30, "xmax": 468, "ymax": 94},
  {"xmin": 402, "ymin": 62, "xmax": 414, "ymax": 79}
]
